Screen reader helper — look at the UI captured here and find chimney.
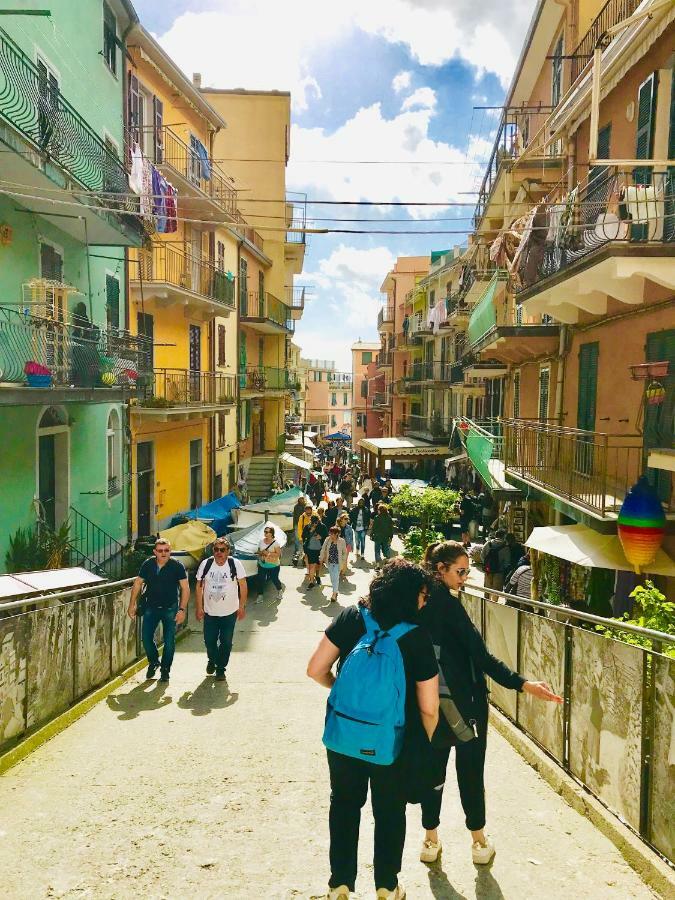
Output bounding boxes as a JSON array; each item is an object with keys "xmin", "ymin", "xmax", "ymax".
[{"xmin": 192, "ymin": 73, "xmax": 202, "ymax": 88}]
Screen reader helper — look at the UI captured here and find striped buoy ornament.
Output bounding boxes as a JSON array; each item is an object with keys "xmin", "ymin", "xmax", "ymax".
[{"xmin": 617, "ymin": 476, "xmax": 666, "ymax": 574}]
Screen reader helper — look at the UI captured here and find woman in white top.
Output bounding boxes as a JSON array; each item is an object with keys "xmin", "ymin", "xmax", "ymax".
[
  {"xmin": 319, "ymin": 526, "xmax": 347, "ymax": 603},
  {"xmin": 257, "ymin": 527, "xmax": 284, "ymax": 600}
]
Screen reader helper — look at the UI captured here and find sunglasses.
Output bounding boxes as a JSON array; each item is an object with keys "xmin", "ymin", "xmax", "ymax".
[
  {"xmin": 155, "ymin": 549, "xmax": 170, "ymax": 554},
  {"xmin": 213, "ymin": 546, "xmax": 228, "ymax": 552},
  {"xmin": 454, "ymin": 567, "xmax": 471, "ymax": 577}
]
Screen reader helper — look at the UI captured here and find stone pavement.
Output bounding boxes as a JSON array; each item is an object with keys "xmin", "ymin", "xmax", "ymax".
[{"xmin": 0, "ymin": 546, "xmax": 659, "ymax": 899}]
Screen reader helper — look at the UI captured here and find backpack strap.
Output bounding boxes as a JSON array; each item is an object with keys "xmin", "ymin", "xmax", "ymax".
[
  {"xmin": 359, "ymin": 605, "xmax": 379, "ymax": 638},
  {"xmin": 388, "ymin": 622, "xmax": 417, "ymax": 641},
  {"xmin": 228, "ymin": 557, "xmax": 237, "ymax": 581},
  {"xmin": 200, "ymin": 556, "xmax": 214, "ymax": 581}
]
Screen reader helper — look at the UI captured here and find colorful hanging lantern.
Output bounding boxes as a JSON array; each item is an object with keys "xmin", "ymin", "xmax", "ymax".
[
  {"xmin": 645, "ymin": 380, "xmax": 666, "ymax": 406},
  {"xmin": 617, "ymin": 476, "xmax": 666, "ymax": 573}
]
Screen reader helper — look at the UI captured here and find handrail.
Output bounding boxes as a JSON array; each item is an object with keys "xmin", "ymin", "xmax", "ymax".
[
  {"xmin": 69, "ymin": 506, "xmax": 125, "ymax": 580},
  {"xmin": 0, "ymin": 577, "xmax": 134, "ymax": 614},
  {"xmin": 570, "ymin": 0, "xmax": 641, "ymax": 84},
  {"xmin": 241, "ymin": 291, "xmax": 292, "ymax": 329},
  {"xmin": 133, "ymin": 243, "xmax": 235, "ymax": 309},
  {"xmin": 138, "ymin": 368, "xmax": 236, "ymax": 406}
]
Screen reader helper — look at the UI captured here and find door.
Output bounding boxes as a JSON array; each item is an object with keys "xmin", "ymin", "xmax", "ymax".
[
  {"xmin": 136, "ymin": 442, "xmax": 154, "ymax": 537},
  {"xmin": 644, "ymin": 329, "xmax": 675, "ymax": 505},
  {"xmin": 189, "ymin": 324, "xmax": 201, "ymax": 401},
  {"xmin": 576, "ymin": 343, "xmax": 598, "ymax": 475},
  {"xmin": 37, "ymin": 58, "xmax": 59, "ymax": 150},
  {"xmin": 39, "ymin": 434, "xmax": 56, "ymax": 530},
  {"xmin": 190, "ymin": 439, "xmax": 203, "ymax": 509}
]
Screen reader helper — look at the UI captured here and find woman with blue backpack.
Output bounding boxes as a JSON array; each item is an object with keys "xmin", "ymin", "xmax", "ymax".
[{"xmin": 307, "ymin": 559, "xmax": 439, "ymax": 900}]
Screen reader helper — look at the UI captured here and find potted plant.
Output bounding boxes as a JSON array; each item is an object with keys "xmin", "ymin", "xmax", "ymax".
[{"xmin": 24, "ymin": 361, "xmax": 52, "ymax": 388}]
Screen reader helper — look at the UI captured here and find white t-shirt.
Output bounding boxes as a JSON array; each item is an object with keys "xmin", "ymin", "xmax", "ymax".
[{"xmin": 196, "ymin": 556, "xmax": 247, "ymax": 616}]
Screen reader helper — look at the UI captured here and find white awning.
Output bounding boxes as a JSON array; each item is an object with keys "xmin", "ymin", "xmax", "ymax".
[
  {"xmin": 525, "ymin": 524, "xmax": 675, "ymax": 576},
  {"xmin": 280, "ymin": 452, "xmax": 311, "ymax": 471}
]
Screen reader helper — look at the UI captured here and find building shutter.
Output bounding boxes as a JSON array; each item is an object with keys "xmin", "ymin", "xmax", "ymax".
[
  {"xmin": 106, "ymin": 275, "xmax": 120, "ymax": 330},
  {"xmin": 664, "ymin": 68, "xmax": 675, "ymax": 242},
  {"xmin": 512, "ymin": 370, "xmax": 520, "ymax": 418},
  {"xmin": 217, "ymin": 324, "xmax": 226, "ymax": 365},
  {"xmin": 644, "ymin": 329, "xmax": 675, "ymax": 502},
  {"xmin": 538, "ymin": 368, "xmax": 551, "ymax": 421},
  {"xmin": 634, "ymin": 72, "xmax": 657, "ymax": 188},
  {"xmin": 576, "ymin": 342, "xmax": 599, "ymax": 431},
  {"xmin": 153, "ymin": 96, "xmax": 163, "ymax": 163}
]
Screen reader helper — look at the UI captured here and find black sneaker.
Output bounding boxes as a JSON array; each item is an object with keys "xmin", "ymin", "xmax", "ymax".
[
  {"xmin": 159, "ymin": 671, "xmax": 170, "ymax": 683},
  {"xmin": 215, "ymin": 670, "xmax": 226, "ymax": 682},
  {"xmin": 146, "ymin": 664, "xmax": 158, "ymax": 680},
  {"xmin": 206, "ymin": 661, "xmax": 216, "ymax": 675}
]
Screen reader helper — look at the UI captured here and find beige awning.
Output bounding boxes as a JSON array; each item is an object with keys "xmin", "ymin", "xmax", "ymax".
[
  {"xmin": 280, "ymin": 452, "xmax": 311, "ymax": 471},
  {"xmin": 525, "ymin": 524, "xmax": 675, "ymax": 576},
  {"xmin": 358, "ymin": 437, "xmax": 449, "ymax": 458}
]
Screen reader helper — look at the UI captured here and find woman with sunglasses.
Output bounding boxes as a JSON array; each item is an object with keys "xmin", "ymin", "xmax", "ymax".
[
  {"xmin": 417, "ymin": 540, "xmax": 562, "ymax": 867},
  {"xmin": 257, "ymin": 526, "xmax": 284, "ymax": 601}
]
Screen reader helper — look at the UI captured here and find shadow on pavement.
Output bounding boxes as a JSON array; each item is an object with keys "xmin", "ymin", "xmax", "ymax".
[
  {"xmin": 427, "ymin": 863, "xmax": 469, "ymax": 899},
  {"xmin": 475, "ymin": 864, "xmax": 506, "ymax": 900},
  {"xmin": 106, "ymin": 679, "xmax": 172, "ymax": 720},
  {"xmin": 177, "ymin": 677, "xmax": 239, "ymax": 716},
  {"xmin": 247, "ymin": 594, "xmax": 281, "ymax": 627}
]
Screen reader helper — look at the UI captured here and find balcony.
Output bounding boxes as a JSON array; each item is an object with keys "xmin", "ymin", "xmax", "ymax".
[
  {"xmin": 394, "ymin": 378, "xmax": 421, "ymax": 397},
  {"xmin": 0, "ymin": 27, "xmax": 142, "ymax": 246},
  {"xmin": 285, "ymin": 200, "xmax": 307, "ymax": 275},
  {"xmin": 0, "ymin": 305, "xmax": 150, "ymax": 405},
  {"xmin": 376, "ymin": 350, "xmax": 393, "ymax": 369},
  {"xmin": 131, "ymin": 125, "xmax": 239, "ymax": 225},
  {"xmin": 502, "ymin": 419, "xmax": 670, "ymax": 520},
  {"xmin": 240, "ymin": 292, "xmax": 293, "ymax": 334},
  {"xmin": 400, "ymin": 413, "xmax": 453, "ymax": 444},
  {"xmin": 371, "ymin": 391, "xmax": 391, "ymax": 409},
  {"xmin": 286, "ymin": 286, "xmax": 309, "ymax": 320},
  {"xmin": 517, "ymin": 167, "xmax": 675, "ymax": 323},
  {"xmin": 570, "ymin": 0, "xmax": 641, "ymax": 84},
  {"xmin": 239, "ymin": 366, "xmax": 289, "ymax": 397},
  {"xmin": 377, "ymin": 305, "xmax": 395, "ymax": 333},
  {"xmin": 134, "ymin": 368, "xmax": 236, "ymax": 420},
  {"xmin": 130, "ymin": 243, "xmax": 235, "ymax": 319}
]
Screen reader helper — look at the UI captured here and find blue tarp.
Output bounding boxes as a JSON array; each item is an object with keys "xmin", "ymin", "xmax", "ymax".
[
  {"xmin": 181, "ymin": 491, "xmax": 241, "ymax": 535},
  {"xmin": 324, "ymin": 432, "xmax": 351, "ymax": 441}
]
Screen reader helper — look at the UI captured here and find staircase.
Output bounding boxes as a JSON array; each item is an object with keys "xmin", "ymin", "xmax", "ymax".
[
  {"xmin": 68, "ymin": 507, "xmax": 125, "ymax": 580},
  {"xmin": 245, "ymin": 455, "xmax": 278, "ymax": 501}
]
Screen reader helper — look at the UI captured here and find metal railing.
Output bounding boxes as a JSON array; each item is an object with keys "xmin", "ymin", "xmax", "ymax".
[
  {"xmin": 129, "ymin": 125, "xmax": 238, "ymax": 219},
  {"xmin": 377, "ymin": 305, "xmax": 395, "ymax": 330},
  {"xmin": 138, "ymin": 368, "xmax": 236, "ymax": 407},
  {"xmin": 0, "ymin": 306, "xmax": 151, "ymax": 391},
  {"xmin": 503, "ymin": 418, "xmax": 648, "ymax": 517},
  {"xmin": 69, "ymin": 506, "xmax": 125, "ymax": 580},
  {"xmin": 570, "ymin": 0, "xmax": 640, "ymax": 83},
  {"xmin": 286, "ymin": 201, "xmax": 307, "ymax": 244},
  {"xmin": 304, "ymin": 359, "xmax": 336, "ymax": 371},
  {"xmin": 462, "ymin": 583, "xmax": 674, "ymax": 863},
  {"xmin": 517, "ymin": 166, "xmax": 675, "ymax": 294},
  {"xmin": 376, "ymin": 349, "xmax": 393, "ymax": 368},
  {"xmin": 133, "ymin": 243, "xmax": 235, "ymax": 309},
  {"xmin": 240, "ymin": 291, "xmax": 293, "ymax": 330},
  {"xmin": 286, "ymin": 286, "xmax": 307, "ymax": 310},
  {"xmin": 238, "ymin": 366, "xmax": 288, "ymax": 392},
  {"xmin": 400, "ymin": 413, "xmax": 454, "ymax": 441}
]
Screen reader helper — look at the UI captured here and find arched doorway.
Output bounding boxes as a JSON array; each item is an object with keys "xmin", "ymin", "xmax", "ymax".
[{"xmin": 36, "ymin": 406, "xmax": 69, "ymax": 530}]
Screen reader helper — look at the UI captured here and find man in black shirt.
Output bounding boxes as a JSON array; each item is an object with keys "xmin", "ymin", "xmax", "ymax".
[{"xmin": 128, "ymin": 538, "xmax": 189, "ymax": 682}]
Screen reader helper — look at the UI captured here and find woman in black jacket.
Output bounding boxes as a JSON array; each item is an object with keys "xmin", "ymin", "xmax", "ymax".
[{"xmin": 417, "ymin": 540, "xmax": 562, "ymax": 866}]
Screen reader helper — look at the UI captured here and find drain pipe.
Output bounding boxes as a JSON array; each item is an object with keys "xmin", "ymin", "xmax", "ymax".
[{"xmin": 553, "ymin": 324, "xmax": 568, "ymax": 525}]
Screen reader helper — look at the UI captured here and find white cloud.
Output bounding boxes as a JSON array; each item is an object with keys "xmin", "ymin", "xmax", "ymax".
[
  {"xmin": 392, "ymin": 70, "xmax": 412, "ymax": 93},
  {"xmin": 153, "ymin": 0, "xmax": 538, "ymax": 109},
  {"xmin": 401, "ymin": 87, "xmax": 436, "ymax": 112}
]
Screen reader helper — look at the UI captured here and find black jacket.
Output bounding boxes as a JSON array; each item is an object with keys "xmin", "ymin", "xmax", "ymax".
[
  {"xmin": 349, "ymin": 505, "xmax": 371, "ymax": 529},
  {"xmin": 418, "ymin": 584, "xmax": 525, "ymax": 722},
  {"xmin": 302, "ymin": 522, "xmax": 328, "ymax": 552}
]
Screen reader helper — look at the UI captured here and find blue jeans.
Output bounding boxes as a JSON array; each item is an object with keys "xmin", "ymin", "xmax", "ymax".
[
  {"xmin": 327, "ymin": 562, "xmax": 341, "ymax": 594},
  {"xmin": 374, "ymin": 542, "xmax": 391, "ymax": 564},
  {"xmin": 203, "ymin": 611, "xmax": 237, "ymax": 673},
  {"xmin": 142, "ymin": 604, "xmax": 178, "ymax": 673},
  {"xmin": 293, "ymin": 531, "xmax": 302, "ymax": 555},
  {"xmin": 258, "ymin": 563, "xmax": 282, "ymax": 591},
  {"xmin": 355, "ymin": 529, "xmax": 366, "ymax": 555}
]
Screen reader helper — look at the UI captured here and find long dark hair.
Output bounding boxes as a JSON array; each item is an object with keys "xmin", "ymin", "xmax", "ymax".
[{"xmin": 360, "ymin": 558, "xmax": 429, "ymax": 629}]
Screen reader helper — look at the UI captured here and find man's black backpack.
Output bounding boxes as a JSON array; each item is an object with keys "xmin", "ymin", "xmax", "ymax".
[{"xmin": 201, "ymin": 555, "xmax": 238, "ymax": 582}]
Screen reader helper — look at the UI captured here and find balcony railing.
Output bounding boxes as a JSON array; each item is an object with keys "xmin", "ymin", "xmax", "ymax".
[
  {"xmin": 130, "ymin": 125, "xmax": 238, "ymax": 220},
  {"xmin": 376, "ymin": 350, "xmax": 393, "ymax": 368},
  {"xmin": 286, "ymin": 286, "xmax": 307, "ymax": 311},
  {"xmin": 516, "ymin": 166, "xmax": 675, "ymax": 294},
  {"xmin": 134, "ymin": 243, "xmax": 235, "ymax": 309},
  {"xmin": 400, "ymin": 413, "xmax": 454, "ymax": 442},
  {"xmin": 286, "ymin": 201, "xmax": 307, "ymax": 245},
  {"xmin": 239, "ymin": 366, "xmax": 288, "ymax": 392},
  {"xmin": 503, "ymin": 419, "xmax": 650, "ymax": 518},
  {"xmin": 570, "ymin": 0, "xmax": 640, "ymax": 83},
  {"xmin": 0, "ymin": 27, "xmax": 140, "ymax": 235},
  {"xmin": 0, "ymin": 306, "xmax": 150, "ymax": 392},
  {"xmin": 377, "ymin": 305, "xmax": 395, "ymax": 330},
  {"xmin": 137, "ymin": 368, "xmax": 236, "ymax": 408},
  {"xmin": 240, "ymin": 291, "xmax": 293, "ymax": 331}
]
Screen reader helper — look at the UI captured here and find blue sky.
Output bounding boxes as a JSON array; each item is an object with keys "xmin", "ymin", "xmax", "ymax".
[{"xmin": 135, "ymin": 0, "xmax": 538, "ymax": 369}]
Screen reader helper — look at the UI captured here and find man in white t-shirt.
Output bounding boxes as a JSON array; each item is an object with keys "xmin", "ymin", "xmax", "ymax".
[{"xmin": 195, "ymin": 537, "xmax": 248, "ymax": 680}]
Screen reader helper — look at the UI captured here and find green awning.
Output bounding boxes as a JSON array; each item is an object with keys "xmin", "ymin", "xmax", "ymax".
[
  {"xmin": 465, "ymin": 428, "xmax": 495, "ymax": 486},
  {"xmin": 467, "ymin": 273, "xmax": 501, "ymax": 347},
  {"xmin": 431, "ymin": 249, "xmax": 451, "ymax": 264}
]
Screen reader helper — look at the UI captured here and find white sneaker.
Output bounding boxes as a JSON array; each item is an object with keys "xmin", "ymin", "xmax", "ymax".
[
  {"xmin": 277, "ymin": 586, "xmax": 285, "ymax": 600},
  {"xmin": 420, "ymin": 838, "xmax": 442, "ymax": 863},
  {"xmin": 326, "ymin": 886, "xmax": 350, "ymax": 900},
  {"xmin": 472, "ymin": 837, "xmax": 495, "ymax": 865},
  {"xmin": 376, "ymin": 884, "xmax": 405, "ymax": 899}
]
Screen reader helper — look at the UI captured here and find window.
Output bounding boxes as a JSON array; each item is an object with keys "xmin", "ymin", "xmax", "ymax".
[
  {"xmin": 360, "ymin": 379, "xmax": 367, "ymax": 398},
  {"xmin": 217, "ymin": 412, "xmax": 226, "ymax": 448},
  {"xmin": 217, "ymin": 241, "xmax": 225, "ymax": 272},
  {"xmin": 106, "ymin": 274, "xmax": 120, "ymax": 331},
  {"xmin": 189, "ymin": 439, "xmax": 203, "ymax": 509},
  {"xmin": 37, "ymin": 57, "xmax": 59, "ymax": 148},
  {"xmin": 239, "ymin": 400, "xmax": 251, "ymax": 440},
  {"xmin": 331, "ymin": 393, "xmax": 337, "ymax": 407},
  {"xmin": 239, "ymin": 257, "xmax": 248, "ymax": 315},
  {"xmin": 258, "ymin": 270, "xmax": 265, "ymax": 302},
  {"xmin": 551, "ymin": 34, "xmax": 563, "ymax": 107},
  {"xmin": 103, "ymin": 2, "xmax": 117, "ymax": 75},
  {"xmin": 217, "ymin": 324, "xmax": 226, "ymax": 366},
  {"xmin": 362, "ymin": 351, "xmax": 372, "ymax": 364},
  {"xmin": 107, "ymin": 409, "xmax": 121, "ymax": 497},
  {"xmin": 40, "ymin": 241, "xmax": 63, "ymax": 282},
  {"xmin": 538, "ymin": 367, "xmax": 551, "ymax": 421},
  {"xmin": 331, "ymin": 415, "xmax": 337, "ymax": 428},
  {"xmin": 513, "ymin": 370, "xmax": 520, "ymax": 418},
  {"xmin": 343, "ymin": 393, "xmax": 348, "ymax": 406}
]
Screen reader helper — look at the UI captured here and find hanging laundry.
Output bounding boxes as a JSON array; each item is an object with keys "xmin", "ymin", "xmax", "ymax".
[
  {"xmin": 164, "ymin": 181, "xmax": 178, "ymax": 233},
  {"xmin": 129, "ymin": 143, "xmax": 144, "ymax": 195},
  {"xmin": 545, "ymin": 203, "xmax": 565, "ymax": 244},
  {"xmin": 140, "ymin": 156, "xmax": 153, "ymax": 220},
  {"xmin": 193, "ymin": 138, "xmax": 211, "ymax": 180},
  {"xmin": 151, "ymin": 166, "xmax": 166, "ymax": 232},
  {"xmin": 427, "ymin": 297, "xmax": 447, "ymax": 334}
]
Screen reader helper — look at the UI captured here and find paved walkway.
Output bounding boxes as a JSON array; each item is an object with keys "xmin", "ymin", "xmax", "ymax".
[{"xmin": 0, "ymin": 547, "xmax": 658, "ymax": 899}]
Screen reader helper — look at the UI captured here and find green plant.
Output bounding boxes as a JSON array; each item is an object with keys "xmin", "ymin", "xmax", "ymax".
[
  {"xmin": 40, "ymin": 521, "xmax": 72, "ymax": 569},
  {"xmin": 5, "ymin": 526, "xmax": 43, "ymax": 573},
  {"xmin": 390, "ymin": 485, "xmax": 459, "ymax": 531},
  {"xmin": 402, "ymin": 526, "xmax": 444, "ymax": 562},
  {"xmin": 596, "ymin": 581, "xmax": 675, "ymax": 658}
]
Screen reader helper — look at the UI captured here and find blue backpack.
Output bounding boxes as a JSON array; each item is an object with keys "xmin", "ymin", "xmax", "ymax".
[{"xmin": 322, "ymin": 607, "xmax": 416, "ymax": 765}]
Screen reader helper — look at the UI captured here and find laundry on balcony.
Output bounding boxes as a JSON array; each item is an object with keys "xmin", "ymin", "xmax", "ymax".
[
  {"xmin": 151, "ymin": 167, "xmax": 178, "ymax": 234},
  {"xmin": 192, "ymin": 138, "xmax": 211, "ymax": 181},
  {"xmin": 128, "ymin": 145, "xmax": 178, "ymax": 233},
  {"xmin": 427, "ymin": 296, "xmax": 447, "ymax": 333}
]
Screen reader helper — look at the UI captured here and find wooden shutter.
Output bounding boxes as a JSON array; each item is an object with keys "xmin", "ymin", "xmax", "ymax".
[
  {"xmin": 538, "ymin": 367, "xmax": 550, "ymax": 421},
  {"xmin": 153, "ymin": 96, "xmax": 163, "ymax": 163},
  {"xmin": 576, "ymin": 343, "xmax": 599, "ymax": 431},
  {"xmin": 128, "ymin": 73, "xmax": 141, "ymax": 143},
  {"xmin": 217, "ymin": 324, "xmax": 226, "ymax": 366},
  {"xmin": 513, "ymin": 370, "xmax": 520, "ymax": 418},
  {"xmin": 634, "ymin": 73, "xmax": 657, "ymax": 186},
  {"xmin": 106, "ymin": 274, "xmax": 120, "ymax": 330},
  {"xmin": 665, "ymin": 68, "xmax": 675, "ymax": 242}
]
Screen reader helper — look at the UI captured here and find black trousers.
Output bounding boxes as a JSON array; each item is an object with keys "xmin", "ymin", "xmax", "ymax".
[
  {"xmin": 327, "ymin": 749, "xmax": 406, "ymax": 892},
  {"xmin": 420, "ymin": 701, "xmax": 489, "ymax": 833}
]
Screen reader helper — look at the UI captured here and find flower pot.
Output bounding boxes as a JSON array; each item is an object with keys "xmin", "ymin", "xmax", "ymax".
[
  {"xmin": 648, "ymin": 361, "xmax": 669, "ymax": 378},
  {"xmin": 629, "ymin": 363, "xmax": 650, "ymax": 380},
  {"xmin": 26, "ymin": 373, "xmax": 52, "ymax": 388}
]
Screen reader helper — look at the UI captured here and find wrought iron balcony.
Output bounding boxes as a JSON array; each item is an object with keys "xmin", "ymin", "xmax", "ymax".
[
  {"xmin": 0, "ymin": 305, "xmax": 150, "ymax": 402},
  {"xmin": 285, "ymin": 201, "xmax": 307, "ymax": 245},
  {"xmin": 502, "ymin": 418, "xmax": 657, "ymax": 519},
  {"xmin": 240, "ymin": 291, "xmax": 293, "ymax": 332},
  {"xmin": 0, "ymin": 27, "xmax": 142, "ymax": 241},
  {"xmin": 376, "ymin": 349, "xmax": 393, "ymax": 368},
  {"xmin": 286, "ymin": 285, "xmax": 309, "ymax": 318},
  {"xmin": 377, "ymin": 305, "xmax": 395, "ymax": 331},
  {"xmin": 570, "ymin": 0, "xmax": 640, "ymax": 84},
  {"xmin": 238, "ymin": 366, "xmax": 288, "ymax": 394},
  {"xmin": 132, "ymin": 243, "xmax": 235, "ymax": 311},
  {"xmin": 136, "ymin": 368, "xmax": 236, "ymax": 411},
  {"xmin": 400, "ymin": 413, "xmax": 454, "ymax": 443}
]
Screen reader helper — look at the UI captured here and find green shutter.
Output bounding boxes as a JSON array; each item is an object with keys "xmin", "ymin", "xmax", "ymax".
[
  {"xmin": 664, "ymin": 68, "xmax": 675, "ymax": 242},
  {"xmin": 644, "ymin": 329, "xmax": 675, "ymax": 502},
  {"xmin": 634, "ymin": 73, "xmax": 657, "ymax": 189},
  {"xmin": 577, "ymin": 342, "xmax": 599, "ymax": 431},
  {"xmin": 106, "ymin": 274, "xmax": 120, "ymax": 330}
]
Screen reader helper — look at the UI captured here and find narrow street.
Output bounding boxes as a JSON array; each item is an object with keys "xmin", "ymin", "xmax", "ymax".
[{"xmin": 0, "ymin": 549, "xmax": 657, "ymax": 900}]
